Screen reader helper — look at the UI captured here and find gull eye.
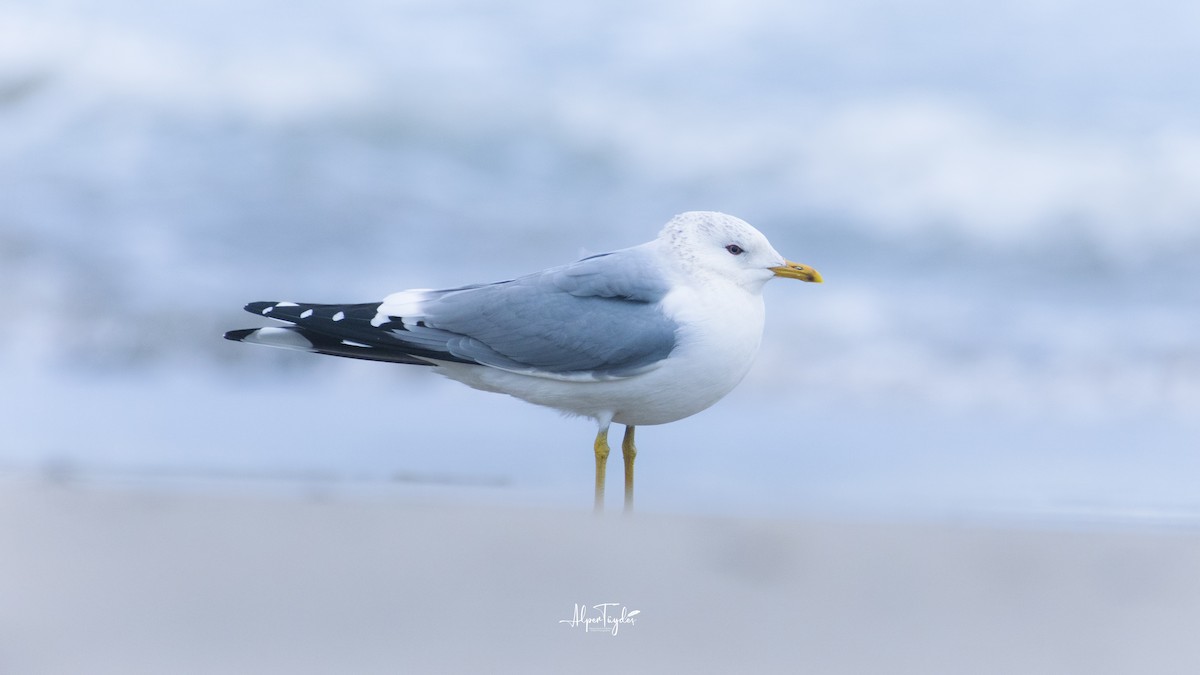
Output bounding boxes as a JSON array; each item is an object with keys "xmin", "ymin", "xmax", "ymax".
[{"xmin": 725, "ymin": 244, "xmax": 745, "ymax": 255}]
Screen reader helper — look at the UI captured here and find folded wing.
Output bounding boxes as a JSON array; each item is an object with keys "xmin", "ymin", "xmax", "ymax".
[{"xmin": 225, "ymin": 247, "xmax": 679, "ymax": 380}]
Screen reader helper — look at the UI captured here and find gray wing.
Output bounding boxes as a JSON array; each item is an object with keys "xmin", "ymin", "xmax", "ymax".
[
  {"xmin": 229, "ymin": 246, "xmax": 680, "ymax": 379},
  {"xmin": 395, "ymin": 246, "xmax": 679, "ymax": 378}
]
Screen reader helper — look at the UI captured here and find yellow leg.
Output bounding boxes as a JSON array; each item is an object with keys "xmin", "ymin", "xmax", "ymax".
[
  {"xmin": 622, "ymin": 425, "xmax": 637, "ymax": 513},
  {"xmin": 593, "ymin": 428, "xmax": 610, "ymax": 513}
]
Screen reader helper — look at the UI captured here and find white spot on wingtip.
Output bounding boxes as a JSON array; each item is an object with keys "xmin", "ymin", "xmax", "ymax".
[
  {"xmin": 341, "ymin": 339, "xmax": 371, "ymax": 348},
  {"xmin": 300, "ymin": 309, "xmax": 314, "ymax": 319},
  {"xmin": 332, "ymin": 311, "xmax": 345, "ymax": 322},
  {"xmin": 276, "ymin": 301, "xmax": 299, "ymax": 307},
  {"xmin": 261, "ymin": 306, "xmax": 274, "ymax": 315},
  {"xmin": 250, "ymin": 327, "xmax": 315, "ymax": 349}
]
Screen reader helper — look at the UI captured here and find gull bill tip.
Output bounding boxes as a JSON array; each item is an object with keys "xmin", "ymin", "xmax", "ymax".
[{"xmin": 770, "ymin": 261, "xmax": 823, "ymax": 283}]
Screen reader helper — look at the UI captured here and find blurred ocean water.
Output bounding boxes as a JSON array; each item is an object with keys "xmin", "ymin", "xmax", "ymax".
[{"xmin": 2, "ymin": 0, "xmax": 1198, "ymax": 520}]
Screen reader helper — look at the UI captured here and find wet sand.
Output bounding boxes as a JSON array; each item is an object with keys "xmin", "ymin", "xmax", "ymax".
[{"xmin": 2, "ymin": 478, "xmax": 1199, "ymax": 674}]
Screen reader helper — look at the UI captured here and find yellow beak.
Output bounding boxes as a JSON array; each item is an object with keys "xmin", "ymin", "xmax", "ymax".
[{"xmin": 770, "ymin": 260, "xmax": 823, "ymax": 283}]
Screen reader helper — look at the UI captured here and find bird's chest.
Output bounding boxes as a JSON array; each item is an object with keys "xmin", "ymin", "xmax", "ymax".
[{"xmin": 658, "ymin": 285, "xmax": 766, "ymax": 393}]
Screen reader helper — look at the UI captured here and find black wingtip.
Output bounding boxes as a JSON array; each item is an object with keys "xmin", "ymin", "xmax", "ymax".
[
  {"xmin": 244, "ymin": 301, "xmax": 276, "ymax": 315},
  {"xmin": 224, "ymin": 328, "xmax": 257, "ymax": 342}
]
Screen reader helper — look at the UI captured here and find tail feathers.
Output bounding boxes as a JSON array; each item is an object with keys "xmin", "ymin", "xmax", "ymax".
[{"xmin": 223, "ymin": 326, "xmax": 434, "ymax": 366}]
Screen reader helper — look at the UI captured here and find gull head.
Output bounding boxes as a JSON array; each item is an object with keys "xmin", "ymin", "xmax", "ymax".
[{"xmin": 658, "ymin": 211, "xmax": 823, "ymax": 292}]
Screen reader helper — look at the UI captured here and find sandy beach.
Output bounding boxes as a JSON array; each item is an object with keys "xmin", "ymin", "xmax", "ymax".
[{"xmin": 2, "ymin": 477, "xmax": 1198, "ymax": 675}]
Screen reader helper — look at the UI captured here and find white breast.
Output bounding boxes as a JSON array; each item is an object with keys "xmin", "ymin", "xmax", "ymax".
[{"xmin": 617, "ymin": 281, "xmax": 766, "ymax": 424}]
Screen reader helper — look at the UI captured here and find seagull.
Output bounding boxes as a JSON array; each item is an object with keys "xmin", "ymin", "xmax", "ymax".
[{"xmin": 225, "ymin": 211, "xmax": 822, "ymax": 512}]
